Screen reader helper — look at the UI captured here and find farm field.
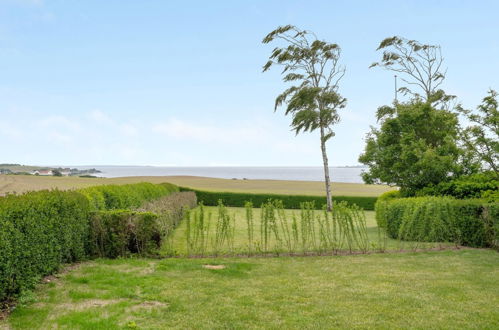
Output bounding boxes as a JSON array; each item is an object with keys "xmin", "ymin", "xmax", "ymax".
[
  {"xmin": 166, "ymin": 208, "xmax": 452, "ymax": 257},
  {"xmin": 2, "ymin": 249, "xmax": 498, "ymax": 329},
  {"xmin": 0, "ymin": 175, "xmax": 392, "ymax": 197}
]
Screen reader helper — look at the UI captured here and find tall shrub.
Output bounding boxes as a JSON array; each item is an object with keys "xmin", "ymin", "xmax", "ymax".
[
  {"xmin": 0, "ymin": 190, "xmax": 91, "ymax": 302},
  {"xmin": 376, "ymin": 196, "xmax": 498, "ymax": 248}
]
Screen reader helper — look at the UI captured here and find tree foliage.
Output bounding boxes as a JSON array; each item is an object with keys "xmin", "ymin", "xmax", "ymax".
[
  {"xmin": 458, "ymin": 89, "xmax": 499, "ymax": 176},
  {"xmin": 262, "ymin": 25, "xmax": 346, "ymax": 210},
  {"xmin": 359, "ymin": 101, "xmax": 462, "ymax": 196}
]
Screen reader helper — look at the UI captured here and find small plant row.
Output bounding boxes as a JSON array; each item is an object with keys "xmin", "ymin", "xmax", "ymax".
[
  {"xmin": 0, "ymin": 182, "xmax": 184, "ymax": 304},
  {"xmin": 177, "ymin": 199, "xmax": 371, "ymax": 257},
  {"xmin": 376, "ymin": 194, "xmax": 499, "ymax": 248},
  {"xmin": 179, "ymin": 187, "xmax": 377, "ymax": 210}
]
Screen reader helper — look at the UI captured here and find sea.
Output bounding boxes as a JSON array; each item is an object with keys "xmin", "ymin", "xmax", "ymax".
[{"xmin": 75, "ymin": 166, "xmax": 367, "ymax": 184}]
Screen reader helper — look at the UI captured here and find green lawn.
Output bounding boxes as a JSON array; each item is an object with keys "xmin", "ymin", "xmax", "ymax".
[
  {"xmin": 3, "ymin": 249, "xmax": 498, "ymax": 329},
  {"xmin": 165, "ymin": 207, "xmax": 452, "ymax": 257}
]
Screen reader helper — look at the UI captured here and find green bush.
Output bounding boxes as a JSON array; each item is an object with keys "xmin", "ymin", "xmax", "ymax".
[
  {"xmin": 79, "ymin": 182, "xmax": 178, "ymax": 210},
  {"xmin": 418, "ymin": 172, "xmax": 498, "ymax": 199},
  {"xmin": 180, "ymin": 188, "xmax": 377, "ymax": 210},
  {"xmin": 376, "ymin": 196, "xmax": 498, "ymax": 248},
  {"xmin": 0, "ymin": 190, "xmax": 91, "ymax": 302},
  {"xmin": 0, "ymin": 182, "xmax": 180, "ymax": 303},
  {"xmin": 89, "ymin": 210, "xmax": 161, "ymax": 258},
  {"xmin": 377, "ymin": 190, "xmax": 401, "ymax": 202}
]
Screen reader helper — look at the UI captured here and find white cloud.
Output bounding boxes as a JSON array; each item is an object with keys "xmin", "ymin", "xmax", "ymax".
[
  {"xmin": 152, "ymin": 118, "xmax": 269, "ymax": 144},
  {"xmin": 47, "ymin": 131, "xmax": 72, "ymax": 145},
  {"xmin": 88, "ymin": 109, "xmax": 112, "ymax": 124},
  {"xmin": 38, "ymin": 115, "xmax": 81, "ymax": 132}
]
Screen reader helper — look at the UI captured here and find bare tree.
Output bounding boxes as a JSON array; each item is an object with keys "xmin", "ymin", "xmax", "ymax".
[
  {"xmin": 262, "ymin": 25, "xmax": 346, "ymax": 211},
  {"xmin": 370, "ymin": 36, "xmax": 454, "ymax": 105}
]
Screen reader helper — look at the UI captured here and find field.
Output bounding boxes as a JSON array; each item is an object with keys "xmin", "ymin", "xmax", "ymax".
[
  {"xmin": 0, "ymin": 175, "xmax": 392, "ymax": 197},
  {"xmin": 2, "ymin": 249, "xmax": 498, "ymax": 329}
]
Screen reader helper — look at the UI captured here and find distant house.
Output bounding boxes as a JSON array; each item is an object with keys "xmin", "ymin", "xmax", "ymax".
[{"xmin": 37, "ymin": 170, "xmax": 53, "ymax": 176}]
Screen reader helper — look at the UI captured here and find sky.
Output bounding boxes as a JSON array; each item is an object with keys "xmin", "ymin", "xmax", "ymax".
[{"xmin": 0, "ymin": 0, "xmax": 498, "ymax": 167}]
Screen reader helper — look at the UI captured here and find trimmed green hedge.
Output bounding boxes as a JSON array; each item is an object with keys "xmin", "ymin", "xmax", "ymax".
[
  {"xmin": 376, "ymin": 196, "xmax": 498, "ymax": 248},
  {"xmin": 179, "ymin": 187, "xmax": 377, "ymax": 210},
  {"xmin": 0, "ymin": 182, "xmax": 180, "ymax": 303},
  {"xmin": 0, "ymin": 190, "xmax": 91, "ymax": 302},
  {"xmin": 79, "ymin": 182, "xmax": 178, "ymax": 210}
]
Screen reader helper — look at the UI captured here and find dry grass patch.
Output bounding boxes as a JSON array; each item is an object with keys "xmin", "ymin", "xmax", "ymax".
[
  {"xmin": 0, "ymin": 175, "xmax": 392, "ymax": 197},
  {"xmin": 202, "ymin": 265, "xmax": 226, "ymax": 270}
]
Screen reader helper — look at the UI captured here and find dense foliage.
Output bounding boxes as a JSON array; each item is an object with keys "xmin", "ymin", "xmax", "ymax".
[
  {"xmin": 0, "ymin": 182, "xmax": 180, "ymax": 304},
  {"xmin": 89, "ymin": 210, "xmax": 160, "ymax": 258},
  {"xmin": 79, "ymin": 182, "xmax": 178, "ymax": 210},
  {"xmin": 179, "ymin": 187, "xmax": 377, "ymax": 210},
  {"xmin": 0, "ymin": 190, "xmax": 91, "ymax": 302},
  {"xmin": 418, "ymin": 172, "xmax": 498, "ymax": 199},
  {"xmin": 376, "ymin": 196, "xmax": 498, "ymax": 248},
  {"xmin": 359, "ymin": 101, "xmax": 462, "ymax": 195},
  {"xmin": 138, "ymin": 191, "xmax": 197, "ymax": 254}
]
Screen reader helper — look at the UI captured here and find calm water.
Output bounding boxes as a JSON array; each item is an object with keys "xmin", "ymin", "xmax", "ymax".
[{"xmin": 76, "ymin": 166, "xmax": 367, "ymax": 183}]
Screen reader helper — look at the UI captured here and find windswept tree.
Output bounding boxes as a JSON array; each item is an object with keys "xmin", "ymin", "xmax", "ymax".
[
  {"xmin": 458, "ymin": 89, "xmax": 499, "ymax": 176},
  {"xmin": 262, "ymin": 25, "xmax": 346, "ymax": 211},
  {"xmin": 370, "ymin": 36, "xmax": 454, "ymax": 106},
  {"xmin": 360, "ymin": 37, "xmax": 464, "ymax": 194}
]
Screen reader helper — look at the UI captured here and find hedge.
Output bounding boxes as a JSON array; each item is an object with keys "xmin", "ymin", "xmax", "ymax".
[
  {"xmin": 79, "ymin": 182, "xmax": 178, "ymax": 210},
  {"xmin": 179, "ymin": 187, "xmax": 377, "ymax": 210},
  {"xmin": 89, "ymin": 210, "xmax": 161, "ymax": 258},
  {"xmin": 138, "ymin": 191, "xmax": 197, "ymax": 237},
  {"xmin": 417, "ymin": 172, "xmax": 498, "ymax": 199},
  {"xmin": 376, "ymin": 196, "xmax": 498, "ymax": 248},
  {"xmin": 0, "ymin": 182, "xmax": 180, "ymax": 304},
  {"xmin": 0, "ymin": 190, "xmax": 91, "ymax": 302}
]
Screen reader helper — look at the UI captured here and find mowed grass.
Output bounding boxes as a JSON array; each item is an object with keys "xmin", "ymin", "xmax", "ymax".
[
  {"xmin": 2, "ymin": 249, "xmax": 498, "ymax": 329},
  {"xmin": 167, "ymin": 208, "xmax": 452, "ymax": 256},
  {"xmin": 0, "ymin": 175, "xmax": 392, "ymax": 197}
]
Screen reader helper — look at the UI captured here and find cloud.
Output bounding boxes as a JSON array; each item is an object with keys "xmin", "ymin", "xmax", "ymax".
[
  {"xmin": 88, "ymin": 109, "xmax": 112, "ymax": 124},
  {"xmin": 120, "ymin": 123, "xmax": 139, "ymax": 137},
  {"xmin": 38, "ymin": 115, "xmax": 81, "ymax": 132},
  {"xmin": 152, "ymin": 118, "xmax": 268, "ymax": 144},
  {"xmin": 47, "ymin": 131, "xmax": 72, "ymax": 145},
  {"xmin": 1, "ymin": 110, "xmax": 325, "ymax": 166}
]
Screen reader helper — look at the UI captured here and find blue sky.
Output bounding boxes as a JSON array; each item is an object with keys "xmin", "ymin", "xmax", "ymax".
[{"xmin": 1, "ymin": 0, "xmax": 498, "ymax": 166}]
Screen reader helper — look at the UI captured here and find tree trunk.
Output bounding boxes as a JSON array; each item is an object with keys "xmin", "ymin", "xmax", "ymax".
[{"xmin": 320, "ymin": 127, "xmax": 333, "ymax": 211}]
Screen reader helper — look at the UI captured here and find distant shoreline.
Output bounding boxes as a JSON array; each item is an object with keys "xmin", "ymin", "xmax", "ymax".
[{"xmin": 71, "ymin": 165, "xmax": 367, "ymax": 183}]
